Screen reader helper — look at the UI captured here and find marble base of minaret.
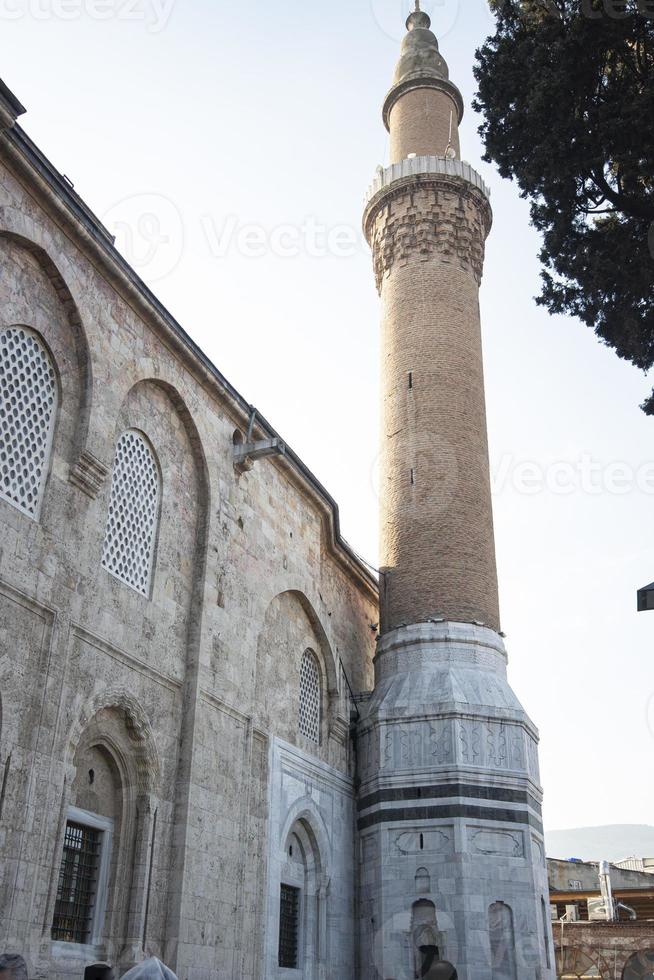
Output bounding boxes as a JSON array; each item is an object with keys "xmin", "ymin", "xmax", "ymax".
[{"xmin": 356, "ymin": 622, "xmax": 555, "ymax": 980}]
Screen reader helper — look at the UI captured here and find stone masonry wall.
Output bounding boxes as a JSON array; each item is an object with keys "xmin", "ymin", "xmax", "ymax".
[{"xmin": 0, "ymin": 134, "xmax": 378, "ymax": 980}]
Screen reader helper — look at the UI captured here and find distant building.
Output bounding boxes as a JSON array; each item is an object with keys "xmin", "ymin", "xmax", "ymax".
[
  {"xmin": 616, "ymin": 858, "xmax": 654, "ymax": 876},
  {"xmin": 549, "ymin": 858, "xmax": 654, "ymax": 978}
]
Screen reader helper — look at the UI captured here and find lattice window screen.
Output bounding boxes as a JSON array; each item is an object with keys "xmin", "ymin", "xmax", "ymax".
[
  {"xmin": 101, "ymin": 430, "xmax": 160, "ymax": 595},
  {"xmin": 298, "ymin": 650, "xmax": 321, "ymax": 743},
  {"xmin": 0, "ymin": 327, "xmax": 57, "ymax": 517}
]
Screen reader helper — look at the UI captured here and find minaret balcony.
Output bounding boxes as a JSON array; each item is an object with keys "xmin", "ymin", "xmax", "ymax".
[{"xmin": 364, "ymin": 154, "xmax": 490, "ymax": 210}]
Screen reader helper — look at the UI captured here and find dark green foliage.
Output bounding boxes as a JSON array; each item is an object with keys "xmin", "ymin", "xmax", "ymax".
[{"xmin": 474, "ymin": 0, "xmax": 654, "ymax": 410}]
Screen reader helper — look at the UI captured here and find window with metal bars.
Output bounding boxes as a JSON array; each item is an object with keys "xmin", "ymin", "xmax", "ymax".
[
  {"xmin": 52, "ymin": 821, "xmax": 102, "ymax": 944},
  {"xmin": 278, "ymin": 883, "xmax": 300, "ymax": 969}
]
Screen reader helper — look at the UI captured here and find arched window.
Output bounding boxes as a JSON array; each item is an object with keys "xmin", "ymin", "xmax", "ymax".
[
  {"xmin": 101, "ymin": 429, "xmax": 160, "ymax": 595},
  {"xmin": 278, "ymin": 819, "xmax": 323, "ymax": 973},
  {"xmin": 0, "ymin": 326, "xmax": 57, "ymax": 517},
  {"xmin": 416, "ymin": 867, "xmax": 431, "ymax": 895},
  {"xmin": 623, "ymin": 950, "xmax": 654, "ymax": 980},
  {"xmin": 489, "ymin": 902, "xmax": 517, "ymax": 980},
  {"xmin": 298, "ymin": 650, "xmax": 321, "ymax": 743}
]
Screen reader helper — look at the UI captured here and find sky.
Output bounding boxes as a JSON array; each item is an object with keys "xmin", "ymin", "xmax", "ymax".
[{"xmin": 2, "ymin": 0, "xmax": 653, "ymax": 836}]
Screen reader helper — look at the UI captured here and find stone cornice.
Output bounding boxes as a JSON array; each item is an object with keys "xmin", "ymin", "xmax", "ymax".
[
  {"xmin": 0, "ymin": 80, "xmax": 26, "ymax": 133},
  {"xmin": 0, "ymin": 123, "xmax": 379, "ymax": 603},
  {"xmin": 364, "ymin": 154, "xmax": 491, "ymax": 212},
  {"xmin": 382, "ymin": 73, "xmax": 464, "ymax": 132}
]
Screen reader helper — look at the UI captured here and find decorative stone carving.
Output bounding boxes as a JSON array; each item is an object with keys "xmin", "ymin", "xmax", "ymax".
[
  {"xmin": 429, "ymin": 720, "xmax": 453, "ymax": 766},
  {"xmin": 485, "ymin": 723, "xmax": 507, "ymax": 768},
  {"xmin": 531, "ymin": 835, "xmax": 546, "ymax": 866},
  {"xmin": 365, "ymin": 176, "xmax": 492, "ymax": 293},
  {"xmin": 69, "ymin": 449, "xmax": 109, "ymax": 499},
  {"xmin": 510, "ymin": 729, "xmax": 527, "ymax": 771},
  {"xmin": 470, "ymin": 829, "xmax": 524, "ymax": 858},
  {"xmin": 394, "ymin": 829, "xmax": 452, "ymax": 855},
  {"xmin": 67, "ymin": 685, "xmax": 161, "ymax": 794}
]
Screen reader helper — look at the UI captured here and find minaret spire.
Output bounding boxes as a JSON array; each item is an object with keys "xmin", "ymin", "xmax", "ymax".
[{"xmin": 388, "ymin": 3, "xmax": 462, "ymax": 160}]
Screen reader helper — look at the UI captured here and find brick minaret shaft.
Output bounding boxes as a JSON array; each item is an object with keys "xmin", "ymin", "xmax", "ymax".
[{"xmin": 365, "ymin": 5, "xmax": 500, "ymax": 636}]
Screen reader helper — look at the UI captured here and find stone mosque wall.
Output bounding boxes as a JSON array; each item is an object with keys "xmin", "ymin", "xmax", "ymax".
[{"xmin": 0, "ymin": 95, "xmax": 377, "ymax": 980}]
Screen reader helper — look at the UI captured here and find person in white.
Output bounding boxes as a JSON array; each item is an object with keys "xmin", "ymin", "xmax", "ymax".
[{"xmin": 120, "ymin": 958, "xmax": 177, "ymax": 980}]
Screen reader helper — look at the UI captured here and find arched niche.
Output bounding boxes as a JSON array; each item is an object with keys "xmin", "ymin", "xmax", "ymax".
[
  {"xmin": 101, "ymin": 380, "xmax": 210, "ymax": 658},
  {"xmin": 255, "ymin": 590, "xmax": 338, "ymax": 749},
  {"xmin": 623, "ymin": 951, "xmax": 654, "ymax": 980},
  {"xmin": 0, "ymin": 231, "xmax": 92, "ymax": 470},
  {"xmin": 65, "ymin": 686, "xmax": 160, "ymax": 796},
  {"xmin": 50, "ymin": 689, "xmax": 161, "ymax": 964},
  {"xmin": 415, "ymin": 867, "xmax": 431, "ymax": 895},
  {"xmin": 488, "ymin": 901, "xmax": 517, "ymax": 980},
  {"xmin": 411, "ymin": 899, "xmax": 443, "ymax": 978},
  {"xmin": 278, "ymin": 813, "xmax": 327, "ymax": 979}
]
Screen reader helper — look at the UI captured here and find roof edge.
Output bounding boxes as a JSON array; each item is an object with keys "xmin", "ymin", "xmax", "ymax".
[{"xmin": 0, "ymin": 122, "xmax": 379, "ymax": 600}]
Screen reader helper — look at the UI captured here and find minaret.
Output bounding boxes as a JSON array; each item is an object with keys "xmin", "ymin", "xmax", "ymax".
[{"xmin": 356, "ymin": 8, "xmax": 555, "ymax": 979}]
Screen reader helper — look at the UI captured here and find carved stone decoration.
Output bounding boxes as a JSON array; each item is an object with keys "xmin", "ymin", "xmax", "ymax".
[
  {"xmin": 531, "ymin": 835, "xmax": 546, "ymax": 866},
  {"xmin": 382, "ymin": 727, "xmax": 394, "ymax": 769},
  {"xmin": 470, "ymin": 829, "xmax": 524, "ymax": 858},
  {"xmin": 510, "ymin": 729, "xmax": 527, "ymax": 771},
  {"xmin": 471, "ymin": 723, "xmax": 481, "ymax": 764},
  {"xmin": 399, "ymin": 726, "xmax": 411, "ymax": 767},
  {"xmin": 365, "ymin": 177, "xmax": 492, "ymax": 293},
  {"xmin": 66, "ymin": 685, "xmax": 161, "ymax": 794},
  {"xmin": 429, "ymin": 720, "xmax": 453, "ymax": 766},
  {"xmin": 69, "ymin": 449, "xmax": 109, "ymax": 499},
  {"xmin": 485, "ymin": 723, "xmax": 508, "ymax": 770},
  {"xmin": 459, "ymin": 721, "xmax": 469, "ymax": 764},
  {"xmin": 394, "ymin": 829, "xmax": 452, "ymax": 855},
  {"xmin": 458, "ymin": 718, "xmax": 483, "ymax": 764}
]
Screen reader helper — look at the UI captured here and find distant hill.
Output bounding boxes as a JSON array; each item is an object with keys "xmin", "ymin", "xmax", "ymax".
[{"xmin": 546, "ymin": 825, "xmax": 654, "ymax": 863}]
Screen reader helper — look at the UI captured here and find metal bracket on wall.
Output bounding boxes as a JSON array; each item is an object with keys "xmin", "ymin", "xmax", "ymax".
[{"xmin": 233, "ymin": 408, "xmax": 286, "ymax": 474}]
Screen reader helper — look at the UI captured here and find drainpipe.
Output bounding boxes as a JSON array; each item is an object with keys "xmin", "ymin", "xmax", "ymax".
[{"xmin": 599, "ymin": 861, "xmax": 616, "ymax": 922}]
